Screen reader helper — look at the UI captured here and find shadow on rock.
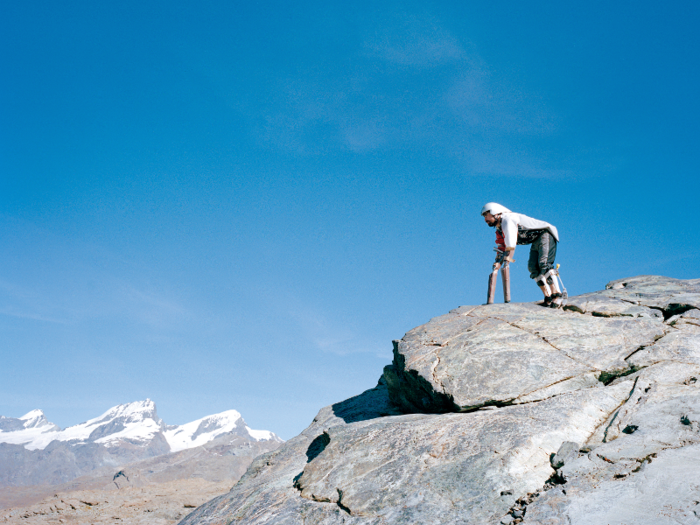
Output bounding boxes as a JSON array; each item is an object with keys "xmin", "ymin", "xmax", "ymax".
[
  {"xmin": 330, "ymin": 376, "xmax": 404, "ymax": 425},
  {"xmin": 305, "ymin": 433, "xmax": 330, "ymax": 462}
]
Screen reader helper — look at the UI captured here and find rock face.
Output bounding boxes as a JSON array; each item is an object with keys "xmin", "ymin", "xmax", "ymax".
[{"xmin": 180, "ymin": 275, "xmax": 700, "ymax": 525}]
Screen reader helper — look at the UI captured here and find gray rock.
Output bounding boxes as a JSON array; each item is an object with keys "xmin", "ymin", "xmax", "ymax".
[
  {"xmin": 182, "ymin": 379, "xmax": 631, "ymax": 525},
  {"xmin": 604, "ymin": 275, "xmax": 700, "ymax": 313},
  {"xmin": 523, "ymin": 361, "xmax": 700, "ymax": 524},
  {"xmin": 386, "ymin": 302, "xmax": 665, "ymax": 413},
  {"xmin": 180, "ymin": 275, "xmax": 700, "ymax": 525},
  {"xmin": 627, "ymin": 322, "xmax": 700, "ymax": 370},
  {"xmin": 564, "ymin": 292, "xmax": 661, "ymax": 318},
  {"xmin": 667, "ymin": 308, "xmax": 700, "ymax": 326},
  {"xmin": 296, "ymin": 386, "xmax": 629, "ymax": 524},
  {"xmin": 550, "ymin": 441, "xmax": 580, "ymax": 469},
  {"xmin": 180, "ymin": 377, "xmax": 403, "ymax": 525}
]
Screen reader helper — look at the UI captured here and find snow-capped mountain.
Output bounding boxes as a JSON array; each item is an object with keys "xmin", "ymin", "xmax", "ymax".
[
  {"xmin": 0, "ymin": 409, "xmax": 59, "ymax": 434},
  {"xmin": 163, "ymin": 409, "xmax": 276, "ymax": 452},
  {"xmin": 0, "ymin": 399, "xmax": 279, "ymax": 452},
  {"xmin": 0, "ymin": 400, "xmax": 282, "ymax": 487}
]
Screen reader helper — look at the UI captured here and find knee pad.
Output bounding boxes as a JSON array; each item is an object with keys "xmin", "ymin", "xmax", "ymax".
[{"xmin": 537, "ymin": 269, "xmax": 553, "ymax": 284}]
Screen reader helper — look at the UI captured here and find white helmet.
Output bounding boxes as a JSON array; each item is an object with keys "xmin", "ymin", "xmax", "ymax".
[{"xmin": 481, "ymin": 202, "xmax": 511, "ymax": 216}]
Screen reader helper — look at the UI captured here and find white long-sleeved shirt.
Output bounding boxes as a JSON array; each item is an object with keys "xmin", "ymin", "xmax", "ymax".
[{"xmin": 500, "ymin": 212, "xmax": 559, "ymax": 249}]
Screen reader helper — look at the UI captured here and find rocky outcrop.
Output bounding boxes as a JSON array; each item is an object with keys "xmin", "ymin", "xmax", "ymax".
[{"xmin": 181, "ymin": 275, "xmax": 700, "ymax": 525}]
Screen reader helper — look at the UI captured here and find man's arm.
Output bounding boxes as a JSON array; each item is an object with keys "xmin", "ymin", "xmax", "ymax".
[{"xmin": 500, "ymin": 216, "xmax": 518, "ymax": 261}]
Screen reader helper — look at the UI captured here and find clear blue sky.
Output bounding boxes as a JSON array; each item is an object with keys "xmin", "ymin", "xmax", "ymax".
[{"xmin": 2, "ymin": 1, "xmax": 699, "ymax": 439}]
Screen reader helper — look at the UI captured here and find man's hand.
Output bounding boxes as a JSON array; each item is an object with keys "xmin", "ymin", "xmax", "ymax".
[
  {"xmin": 503, "ymin": 248, "xmax": 515, "ymax": 263},
  {"xmin": 493, "ymin": 261, "xmax": 502, "ymax": 271}
]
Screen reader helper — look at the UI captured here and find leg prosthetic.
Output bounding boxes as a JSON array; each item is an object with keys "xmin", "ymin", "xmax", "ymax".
[
  {"xmin": 487, "ymin": 265, "xmax": 499, "ymax": 304},
  {"xmin": 501, "ymin": 262, "xmax": 511, "ymax": 303}
]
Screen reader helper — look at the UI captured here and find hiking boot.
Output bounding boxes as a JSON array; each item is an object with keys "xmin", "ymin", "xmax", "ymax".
[
  {"xmin": 549, "ymin": 293, "xmax": 563, "ymax": 308},
  {"xmin": 542, "ymin": 295, "xmax": 553, "ymax": 307}
]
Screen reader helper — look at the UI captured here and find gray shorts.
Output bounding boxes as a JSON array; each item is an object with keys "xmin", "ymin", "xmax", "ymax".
[{"xmin": 528, "ymin": 232, "xmax": 557, "ymax": 280}]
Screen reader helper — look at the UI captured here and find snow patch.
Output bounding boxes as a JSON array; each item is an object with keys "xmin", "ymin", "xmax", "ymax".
[{"xmin": 245, "ymin": 426, "xmax": 277, "ymax": 441}]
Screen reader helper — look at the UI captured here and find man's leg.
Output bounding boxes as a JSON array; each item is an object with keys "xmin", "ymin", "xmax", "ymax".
[
  {"xmin": 537, "ymin": 233, "xmax": 563, "ymax": 307},
  {"xmin": 529, "ymin": 238, "xmax": 551, "ymax": 304},
  {"xmin": 542, "ymin": 236, "xmax": 562, "ymax": 307}
]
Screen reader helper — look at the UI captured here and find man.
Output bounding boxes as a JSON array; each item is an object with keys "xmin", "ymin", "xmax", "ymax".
[{"xmin": 481, "ymin": 202, "xmax": 563, "ymax": 307}]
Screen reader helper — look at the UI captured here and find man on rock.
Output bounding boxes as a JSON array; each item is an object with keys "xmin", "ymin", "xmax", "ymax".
[{"xmin": 481, "ymin": 202, "xmax": 563, "ymax": 307}]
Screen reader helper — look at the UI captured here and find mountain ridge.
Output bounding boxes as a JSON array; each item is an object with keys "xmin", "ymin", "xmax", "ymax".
[
  {"xmin": 0, "ymin": 399, "xmax": 282, "ymax": 489},
  {"xmin": 0, "ymin": 399, "xmax": 279, "ymax": 452}
]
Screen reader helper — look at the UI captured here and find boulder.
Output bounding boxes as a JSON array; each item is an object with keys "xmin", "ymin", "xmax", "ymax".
[{"xmin": 385, "ymin": 302, "xmax": 665, "ymax": 413}]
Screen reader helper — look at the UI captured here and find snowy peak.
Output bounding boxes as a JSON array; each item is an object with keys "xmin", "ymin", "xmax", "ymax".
[
  {"xmin": 164, "ymin": 410, "xmax": 243, "ymax": 452},
  {"xmin": 189, "ymin": 410, "xmax": 243, "ymax": 440},
  {"xmin": 163, "ymin": 409, "xmax": 281, "ymax": 452},
  {"xmin": 0, "ymin": 401, "xmax": 281, "ymax": 453},
  {"xmin": 83, "ymin": 399, "xmax": 163, "ymax": 447},
  {"xmin": 0, "ymin": 410, "xmax": 59, "ymax": 433},
  {"xmin": 85, "ymin": 399, "xmax": 159, "ymax": 428},
  {"xmin": 18, "ymin": 409, "xmax": 58, "ymax": 430},
  {"xmin": 0, "ymin": 400, "xmax": 163, "ymax": 450},
  {"xmin": 80, "ymin": 399, "xmax": 163, "ymax": 445},
  {"xmin": 0, "ymin": 401, "xmax": 284, "ymax": 489}
]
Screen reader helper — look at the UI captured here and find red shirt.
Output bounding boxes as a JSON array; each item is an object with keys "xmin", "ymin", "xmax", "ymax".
[{"xmin": 495, "ymin": 229, "xmax": 506, "ymax": 252}]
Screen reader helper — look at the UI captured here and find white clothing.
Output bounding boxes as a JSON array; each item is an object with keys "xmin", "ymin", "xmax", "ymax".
[{"xmin": 500, "ymin": 212, "xmax": 559, "ymax": 249}]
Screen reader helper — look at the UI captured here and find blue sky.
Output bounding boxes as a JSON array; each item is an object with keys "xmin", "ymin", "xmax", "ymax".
[{"xmin": 1, "ymin": 1, "xmax": 699, "ymax": 439}]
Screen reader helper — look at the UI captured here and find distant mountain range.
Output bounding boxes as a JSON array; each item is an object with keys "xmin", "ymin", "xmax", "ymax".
[{"xmin": 0, "ymin": 399, "xmax": 282, "ymax": 488}]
